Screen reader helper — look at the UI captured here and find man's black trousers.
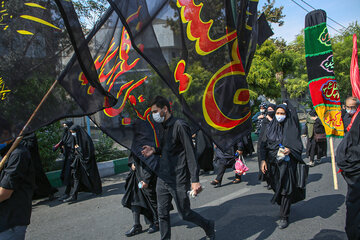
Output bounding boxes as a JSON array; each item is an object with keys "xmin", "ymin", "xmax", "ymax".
[{"xmin": 156, "ymin": 178, "xmax": 210, "ymax": 240}]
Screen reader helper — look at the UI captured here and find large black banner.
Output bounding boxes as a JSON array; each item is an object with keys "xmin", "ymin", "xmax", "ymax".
[
  {"xmin": 107, "ymin": 0, "xmax": 273, "ymax": 152},
  {"xmin": 0, "ymin": 0, "xmax": 116, "ymax": 142}
]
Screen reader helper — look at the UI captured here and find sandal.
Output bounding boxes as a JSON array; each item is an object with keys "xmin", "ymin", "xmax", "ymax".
[
  {"xmin": 210, "ymin": 180, "xmax": 219, "ymax": 185},
  {"xmin": 210, "ymin": 180, "xmax": 221, "ymax": 188},
  {"xmin": 232, "ymin": 178, "xmax": 241, "ymax": 184}
]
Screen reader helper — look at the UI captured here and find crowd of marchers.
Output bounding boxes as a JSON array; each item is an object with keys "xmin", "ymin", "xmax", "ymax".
[{"xmin": 1, "ymin": 96, "xmax": 360, "ymax": 240}]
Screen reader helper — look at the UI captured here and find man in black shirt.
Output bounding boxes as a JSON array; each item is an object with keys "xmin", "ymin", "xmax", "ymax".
[
  {"xmin": 0, "ymin": 120, "xmax": 35, "ymax": 240},
  {"xmin": 142, "ymin": 96, "xmax": 215, "ymax": 240}
]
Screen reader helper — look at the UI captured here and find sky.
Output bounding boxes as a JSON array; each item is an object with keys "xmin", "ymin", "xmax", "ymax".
[{"xmin": 258, "ymin": 0, "xmax": 360, "ymax": 43}]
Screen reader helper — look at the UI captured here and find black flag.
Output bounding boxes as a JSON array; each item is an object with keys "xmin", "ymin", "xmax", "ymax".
[
  {"xmin": 0, "ymin": 0, "xmax": 116, "ymax": 142},
  {"xmin": 107, "ymin": 0, "xmax": 272, "ymax": 151}
]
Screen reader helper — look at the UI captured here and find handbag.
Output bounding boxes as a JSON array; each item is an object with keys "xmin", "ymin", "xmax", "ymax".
[
  {"xmin": 314, "ymin": 133, "xmax": 326, "ymax": 142},
  {"xmin": 234, "ymin": 156, "xmax": 249, "ymax": 175},
  {"xmin": 296, "ymin": 162, "xmax": 309, "ymax": 189}
]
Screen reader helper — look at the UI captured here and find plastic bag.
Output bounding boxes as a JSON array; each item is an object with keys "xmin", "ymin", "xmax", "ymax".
[{"xmin": 234, "ymin": 156, "xmax": 249, "ymax": 175}]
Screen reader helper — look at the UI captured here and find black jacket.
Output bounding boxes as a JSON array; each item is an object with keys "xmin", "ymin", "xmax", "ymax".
[
  {"xmin": 156, "ymin": 116, "xmax": 199, "ymax": 186},
  {"xmin": 0, "ymin": 144, "xmax": 35, "ymax": 232}
]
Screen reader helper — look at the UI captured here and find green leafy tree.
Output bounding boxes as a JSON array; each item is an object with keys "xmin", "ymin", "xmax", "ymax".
[
  {"xmin": 72, "ymin": 0, "xmax": 109, "ymax": 32},
  {"xmin": 94, "ymin": 133, "xmax": 128, "ymax": 162},
  {"xmin": 284, "ymin": 33, "xmax": 308, "ymax": 99},
  {"xmin": 260, "ymin": 0, "xmax": 285, "ymax": 27},
  {"xmin": 37, "ymin": 122, "xmax": 62, "ymax": 172},
  {"xmin": 247, "ymin": 40, "xmax": 280, "ymax": 99},
  {"xmin": 332, "ymin": 21, "xmax": 360, "ymax": 101}
]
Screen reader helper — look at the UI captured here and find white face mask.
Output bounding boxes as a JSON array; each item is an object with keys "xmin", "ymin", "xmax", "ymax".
[
  {"xmin": 347, "ymin": 109, "xmax": 356, "ymax": 115},
  {"xmin": 275, "ymin": 114, "xmax": 286, "ymax": 122},
  {"xmin": 260, "ymin": 109, "xmax": 265, "ymax": 113},
  {"xmin": 71, "ymin": 132, "xmax": 76, "ymax": 137},
  {"xmin": 152, "ymin": 112, "xmax": 165, "ymax": 123}
]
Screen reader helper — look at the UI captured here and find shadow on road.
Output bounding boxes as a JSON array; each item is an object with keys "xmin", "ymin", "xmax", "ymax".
[
  {"xmin": 310, "ymin": 229, "xmax": 347, "ymax": 240},
  {"xmin": 307, "ymin": 173, "xmax": 323, "ymax": 184},
  {"xmin": 32, "ymin": 181, "xmax": 126, "ymax": 208},
  {"xmin": 171, "ymin": 192, "xmax": 345, "ymax": 240}
]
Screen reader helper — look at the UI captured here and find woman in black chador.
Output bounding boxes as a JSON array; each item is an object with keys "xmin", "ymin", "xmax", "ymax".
[
  {"xmin": 21, "ymin": 133, "xmax": 58, "ymax": 200},
  {"xmin": 260, "ymin": 103, "xmax": 308, "ymax": 229},
  {"xmin": 54, "ymin": 121, "xmax": 74, "ymax": 200},
  {"xmin": 122, "ymin": 119, "xmax": 159, "ymax": 237},
  {"xmin": 257, "ymin": 103, "xmax": 276, "ymax": 187},
  {"xmin": 63, "ymin": 125, "xmax": 102, "ymax": 203},
  {"xmin": 305, "ymin": 110, "xmax": 327, "ymax": 167}
]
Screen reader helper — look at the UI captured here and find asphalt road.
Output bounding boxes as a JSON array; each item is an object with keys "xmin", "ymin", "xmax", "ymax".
[{"xmin": 27, "ymin": 138, "xmax": 348, "ymax": 240}]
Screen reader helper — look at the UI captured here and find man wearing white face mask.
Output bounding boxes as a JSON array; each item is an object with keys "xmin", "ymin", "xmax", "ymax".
[
  {"xmin": 337, "ymin": 96, "xmax": 360, "ymax": 239},
  {"xmin": 342, "ymin": 97, "xmax": 360, "ymax": 132},
  {"xmin": 142, "ymin": 96, "xmax": 215, "ymax": 240}
]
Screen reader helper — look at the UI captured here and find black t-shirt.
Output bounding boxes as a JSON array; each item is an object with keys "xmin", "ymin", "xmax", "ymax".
[{"xmin": 0, "ymin": 145, "xmax": 34, "ymax": 232}]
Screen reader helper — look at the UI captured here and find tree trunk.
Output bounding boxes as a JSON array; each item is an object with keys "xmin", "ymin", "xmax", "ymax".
[{"xmin": 276, "ymin": 71, "xmax": 288, "ymax": 101}]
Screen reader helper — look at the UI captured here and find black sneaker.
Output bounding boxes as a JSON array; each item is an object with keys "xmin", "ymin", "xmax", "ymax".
[
  {"xmin": 147, "ymin": 224, "xmax": 159, "ymax": 234},
  {"xmin": 307, "ymin": 161, "xmax": 315, "ymax": 167},
  {"xmin": 205, "ymin": 220, "xmax": 215, "ymax": 240},
  {"xmin": 277, "ymin": 219, "xmax": 289, "ymax": 229},
  {"xmin": 58, "ymin": 194, "xmax": 69, "ymax": 201},
  {"xmin": 63, "ymin": 195, "xmax": 77, "ymax": 203},
  {"xmin": 125, "ymin": 224, "xmax": 142, "ymax": 237}
]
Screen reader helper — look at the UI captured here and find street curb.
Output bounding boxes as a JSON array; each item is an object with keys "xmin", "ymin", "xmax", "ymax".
[{"xmin": 46, "ymin": 157, "xmax": 129, "ymax": 188}]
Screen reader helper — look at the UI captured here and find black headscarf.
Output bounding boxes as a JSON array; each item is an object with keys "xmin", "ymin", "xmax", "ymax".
[
  {"xmin": 266, "ymin": 104, "xmax": 287, "ymax": 143},
  {"xmin": 265, "ymin": 102, "xmax": 303, "ymax": 161},
  {"xmin": 267, "ymin": 103, "xmax": 277, "ymax": 118},
  {"xmin": 61, "ymin": 120, "xmax": 74, "ymax": 148},
  {"xmin": 267, "ymin": 103, "xmax": 277, "ymax": 111},
  {"xmin": 69, "ymin": 125, "xmax": 94, "ymax": 161}
]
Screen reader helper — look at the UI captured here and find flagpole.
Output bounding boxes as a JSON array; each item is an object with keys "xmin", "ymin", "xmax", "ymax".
[
  {"xmin": 0, "ymin": 80, "xmax": 58, "ymax": 171},
  {"xmin": 329, "ymin": 137, "xmax": 339, "ymax": 190}
]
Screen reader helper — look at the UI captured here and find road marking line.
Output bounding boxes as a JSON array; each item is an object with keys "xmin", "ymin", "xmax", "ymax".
[
  {"xmin": 198, "ymin": 188, "xmax": 250, "ymax": 208},
  {"xmin": 200, "ymin": 179, "xmax": 208, "ymax": 184}
]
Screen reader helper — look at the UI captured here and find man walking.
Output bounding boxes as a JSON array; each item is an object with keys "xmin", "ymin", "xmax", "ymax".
[
  {"xmin": 337, "ymin": 96, "xmax": 360, "ymax": 240},
  {"xmin": 142, "ymin": 96, "xmax": 215, "ymax": 240}
]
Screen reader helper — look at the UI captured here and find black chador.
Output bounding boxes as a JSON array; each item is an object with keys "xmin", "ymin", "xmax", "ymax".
[
  {"xmin": 122, "ymin": 119, "xmax": 159, "ymax": 236},
  {"xmin": 55, "ymin": 120, "xmax": 74, "ymax": 200},
  {"xmin": 194, "ymin": 130, "xmax": 214, "ymax": 173},
  {"xmin": 258, "ymin": 103, "xmax": 276, "ymax": 183},
  {"xmin": 122, "ymin": 154, "xmax": 158, "ymax": 236},
  {"xmin": 63, "ymin": 125, "xmax": 102, "ymax": 202},
  {"xmin": 337, "ymin": 109, "xmax": 360, "ymax": 240},
  {"xmin": 260, "ymin": 103, "xmax": 308, "ymax": 229},
  {"xmin": 21, "ymin": 133, "xmax": 58, "ymax": 200}
]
